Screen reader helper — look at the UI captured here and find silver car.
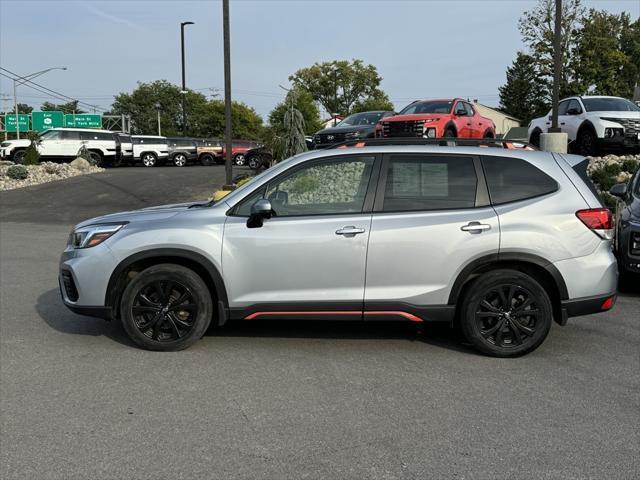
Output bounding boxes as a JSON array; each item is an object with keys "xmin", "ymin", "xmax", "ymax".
[{"xmin": 59, "ymin": 143, "xmax": 618, "ymax": 356}]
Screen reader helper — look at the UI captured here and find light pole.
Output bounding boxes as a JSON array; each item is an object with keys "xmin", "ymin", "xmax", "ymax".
[
  {"xmin": 222, "ymin": 0, "xmax": 233, "ymax": 187},
  {"xmin": 13, "ymin": 67, "xmax": 67, "ymax": 139},
  {"xmin": 550, "ymin": 0, "xmax": 562, "ymax": 132},
  {"xmin": 155, "ymin": 103, "xmax": 162, "ymax": 136},
  {"xmin": 180, "ymin": 21, "xmax": 194, "ymax": 136}
]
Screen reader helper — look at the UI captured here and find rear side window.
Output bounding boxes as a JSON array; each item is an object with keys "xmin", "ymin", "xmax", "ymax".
[
  {"xmin": 482, "ymin": 156, "xmax": 558, "ymax": 205},
  {"xmin": 382, "ymin": 155, "xmax": 477, "ymax": 211}
]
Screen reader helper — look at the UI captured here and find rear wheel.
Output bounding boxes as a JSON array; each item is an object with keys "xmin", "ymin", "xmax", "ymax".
[
  {"xmin": 141, "ymin": 152, "xmax": 157, "ymax": 167},
  {"xmin": 173, "ymin": 153, "xmax": 188, "ymax": 167},
  {"xmin": 120, "ymin": 264, "xmax": 213, "ymax": 351},
  {"xmin": 88, "ymin": 151, "xmax": 103, "ymax": 167},
  {"xmin": 459, "ymin": 269, "xmax": 553, "ymax": 357},
  {"xmin": 200, "ymin": 154, "xmax": 214, "ymax": 166}
]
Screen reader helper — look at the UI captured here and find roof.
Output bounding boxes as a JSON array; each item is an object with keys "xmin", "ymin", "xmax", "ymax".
[{"xmin": 49, "ymin": 127, "xmax": 112, "ymax": 133}]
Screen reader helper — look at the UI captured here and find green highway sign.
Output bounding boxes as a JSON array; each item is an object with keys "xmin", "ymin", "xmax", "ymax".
[
  {"xmin": 4, "ymin": 114, "xmax": 30, "ymax": 132},
  {"xmin": 32, "ymin": 111, "xmax": 65, "ymax": 132},
  {"xmin": 64, "ymin": 114, "xmax": 102, "ymax": 128}
]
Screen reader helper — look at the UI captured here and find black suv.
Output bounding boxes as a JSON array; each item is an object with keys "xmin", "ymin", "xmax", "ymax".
[
  {"xmin": 167, "ymin": 137, "xmax": 199, "ymax": 167},
  {"xmin": 313, "ymin": 111, "xmax": 395, "ymax": 149},
  {"xmin": 610, "ymin": 168, "xmax": 640, "ymax": 284}
]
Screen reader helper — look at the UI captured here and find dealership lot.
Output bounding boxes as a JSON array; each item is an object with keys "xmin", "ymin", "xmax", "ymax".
[{"xmin": 0, "ymin": 168, "xmax": 638, "ymax": 479}]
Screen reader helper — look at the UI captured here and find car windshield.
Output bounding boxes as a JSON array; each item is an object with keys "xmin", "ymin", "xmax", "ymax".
[
  {"xmin": 338, "ymin": 112, "xmax": 387, "ymax": 126},
  {"xmin": 582, "ymin": 98, "xmax": 640, "ymax": 112},
  {"xmin": 399, "ymin": 101, "xmax": 453, "ymax": 115}
]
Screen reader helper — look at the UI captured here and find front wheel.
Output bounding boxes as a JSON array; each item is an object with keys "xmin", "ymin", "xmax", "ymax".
[
  {"xmin": 248, "ymin": 155, "xmax": 262, "ymax": 170},
  {"xmin": 234, "ymin": 154, "xmax": 246, "ymax": 166},
  {"xmin": 12, "ymin": 150, "xmax": 26, "ymax": 164},
  {"xmin": 173, "ymin": 153, "xmax": 188, "ymax": 167},
  {"xmin": 459, "ymin": 269, "xmax": 552, "ymax": 357},
  {"xmin": 444, "ymin": 128, "xmax": 456, "ymax": 138},
  {"xmin": 577, "ymin": 129, "xmax": 598, "ymax": 157},
  {"xmin": 141, "ymin": 152, "xmax": 157, "ymax": 167},
  {"xmin": 120, "ymin": 264, "xmax": 213, "ymax": 351}
]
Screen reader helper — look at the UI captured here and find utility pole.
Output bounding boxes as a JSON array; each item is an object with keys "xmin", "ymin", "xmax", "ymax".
[
  {"xmin": 223, "ymin": 0, "xmax": 233, "ymax": 187},
  {"xmin": 550, "ymin": 0, "xmax": 562, "ymax": 132},
  {"xmin": 1, "ymin": 94, "xmax": 10, "ymax": 140},
  {"xmin": 181, "ymin": 21, "xmax": 194, "ymax": 136},
  {"xmin": 155, "ymin": 103, "xmax": 162, "ymax": 136}
]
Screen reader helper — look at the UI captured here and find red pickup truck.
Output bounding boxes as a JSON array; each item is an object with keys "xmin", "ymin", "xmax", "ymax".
[
  {"xmin": 376, "ymin": 98, "xmax": 496, "ymax": 139},
  {"xmin": 222, "ymin": 140, "xmax": 261, "ymax": 166}
]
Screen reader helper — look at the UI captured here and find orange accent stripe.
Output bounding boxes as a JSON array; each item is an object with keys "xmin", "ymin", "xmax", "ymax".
[{"xmin": 244, "ymin": 310, "xmax": 424, "ymax": 322}]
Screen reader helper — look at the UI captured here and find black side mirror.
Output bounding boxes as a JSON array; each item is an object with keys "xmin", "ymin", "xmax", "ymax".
[
  {"xmin": 567, "ymin": 107, "xmax": 580, "ymax": 115},
  {"xmin": 609, "ymin": 183, "xmax": 627, "ymax": 198},
  {"xmin": 247, "ymin": 198, "xmax": 273, "ymax": 228},
  {"xmin": 455, "ymin": 108, "xmax": 466, "ymax": 116}
]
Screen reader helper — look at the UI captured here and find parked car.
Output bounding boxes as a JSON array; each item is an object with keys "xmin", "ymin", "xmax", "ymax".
[
  {"xmin": 312, "ymin": 111, "xmax": 395, "ymax": 148},
  {"xmin": 114, "ymin": 132, "xmax": 133, "ymax": 166},
  {"xmin": 1, "ymin": 128, "xmax": 118, "ymax": 166},
  {"xmin": 528, "ymin": 96, "xmax": 640, "ymax": 155},
  {"xmin": 195, "ymin": 138, "xmax": 222, "ymax": 166},
  {"xmin": 132, "ymin": 135, "xmax": 169, "ymax": 167},
  {"xmin": 376, "ymin": 99, "xmax": 496, "ymax": 139},
  {"xmin": 59, "ymin": 139, "xmax": 617, "ymax": 356},
  {"xmin": 610, "ymin": 168, "xmax": 640, "ymax": 284},
  {"xmin": 167, "ymin": 137, "xmax": 199, "ymax": 167},
  {"xmin": 245, "ymin": 145, "xmax": 273, "ymax": 170},
  {"xmin": 222, "ymin": 140, "xmax": 260, "ymax": 166}
]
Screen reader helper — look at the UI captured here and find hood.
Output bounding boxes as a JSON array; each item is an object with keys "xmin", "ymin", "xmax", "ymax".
[
  {"xmin": 74, "ymin": 201, "xmax": 205, "ymax": 229},
  {"xmin": 591, "ymin": 111, "xmax": 640, "ymax": 120},
  {"xmin": 382, "ymin": 113, "xmax": 447, "ymax": 123},
  {"xmin": 1, "ymin": 139, "xmax": 31, "ymax": 147},
  {"xmin": 317, "ymin": 124, "xmax": 374, "ymax": 135}
]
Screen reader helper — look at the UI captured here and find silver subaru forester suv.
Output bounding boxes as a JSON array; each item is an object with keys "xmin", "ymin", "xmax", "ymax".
[{"xmin": 59, "ymin": 142, "xmax": 618, "ymax": 356}]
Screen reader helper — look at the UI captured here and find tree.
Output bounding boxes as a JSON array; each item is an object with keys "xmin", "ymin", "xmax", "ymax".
[
  {"xmin": 1, "ymin": 103, "xmax": 32, "ymax": 115},
  {"xmin": 268, "ymin": 87, "xmax": 321, "ymax": 135},
  {"xmin": 620, "ymin": 17, "xmax": 640, "ymax": 99},
  {"xmin": 518, "ymin": 0, "xmax": 585, "ymax": 99},
  {"xmin": 352, "ymin": 91, "xmax": 395, "ymax": 113},
  {"xmin": 499, "ymin": 52, "xmax": 549, "ymax": 124},
  {"xmin": 289, "ymin": 59, "xmax": 390, "ymax": 116},
  {"xmin": 111, "ymin": 80, "xmax": 263, "ymax": 138},
  {"xmin": 41, "ymin": 100, "xmax": 85, "ymax": 114},
  {"xmin": 280, "ymin": 90, "xmax": 307, "ymax": 159}
]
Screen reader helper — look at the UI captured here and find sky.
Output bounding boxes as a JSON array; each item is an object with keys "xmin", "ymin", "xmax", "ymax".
[{"xmin": 0, "ymin": 0, "xmax": 638, "ymax": 121}]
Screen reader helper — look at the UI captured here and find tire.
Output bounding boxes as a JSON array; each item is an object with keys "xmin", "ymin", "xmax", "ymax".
[
  {"xmin": 577, "ymin": 128, "xmax": 598, "ymax": 156},
  {"xmin": 530, "ymin": 129, "xmax": 542, "ymax": 148},
  {"xmin": 141, "ymin": 152, "xmax": 157, "ymax": 167},
  {"xmin": 200, "ymin": 154, "xmax": 214, "ymax": 166},
  {"xmin": 12, "ymin": 150, "xmax": 26, "ymax": 164},
  {"xmin": 88, "ymin": 151, "xmax": 103, "ymax": 167},
  {"xmin": 444, "ymin": 128, "xmax": 456, "ymax": 138},
  {"xmin": 173, "ymin": 153, "xmax": 188, "ymax": 167},
  {"xmin": 483, "ymin": 129, "xmax": 494, "ymax": 139},
  {"xmin": 120, "ymin": 264, "xmax": 213, "ymax": 351},
  {"xmin": 234, "ymin": 153, "xmax": 246, "ymax": 166},
  {"xmin": 459, "ymin": 269, "xmax": 553, "ymax": 357},
  {"xmin": 248, "ymin": 155, "xmax": 262, "ymax": 170}
]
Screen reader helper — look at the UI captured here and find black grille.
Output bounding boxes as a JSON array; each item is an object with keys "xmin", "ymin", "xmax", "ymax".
[
  {"xmin": 382, "ymin": 121, "xmax": 424, "ymax": 138},
  {"xmin": 317, "ymin": 132, "xmax": 346, "ymax": 144},
  {"xmin": 61, "ymin": 270, "xmax": 78, "ymax": 302},
  {"xmin": 631, "ymin": 231, "xmax": 640, "ymax": 256}
]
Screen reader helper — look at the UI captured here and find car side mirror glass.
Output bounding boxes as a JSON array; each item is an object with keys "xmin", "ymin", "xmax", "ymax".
[
  {"xmin": 247, "ymin": 198, "xmax": 273, "ymax": 228},
  {"xmin": 455, "ymin": 109, "xmax": 466, "ymax": 116},
  {"xmin": 609, "ymin": 183, "xmax": 627, "ymax": 198}
]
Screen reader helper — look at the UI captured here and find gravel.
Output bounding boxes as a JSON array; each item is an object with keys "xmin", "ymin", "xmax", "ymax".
[{"xmin": 0, "ymin": 160, "xmax": 104, "ymax": 191}]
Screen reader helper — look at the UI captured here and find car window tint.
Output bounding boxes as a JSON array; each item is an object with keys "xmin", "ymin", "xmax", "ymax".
[
  {"xmin": 262, "ymin": 156, "xmax": 375, "ymax": 217},
  {"xmin": 567, "ymin": 99, "xmax": 582, "ymax": 113},
  {"xmin": 482, "ymin": 156, "xmax": 558, "ymax": 204},
  {"xmin": 382, "ymin": 155, "xmax": 477, "ymax": 211},
  {"xmin": 62, "ymin": 130, "xmax": 80, "ymax": 140},
  {"xmin": 235, "ymin": 187, "xmax": 267, "ymax": 216},
  {"xmin": 464, "ymin": 102, "xmax": 475, "ymax": 116},
  {"xmin": 558, "ymin": 100, "xmax": 569, "ymax": 116}
]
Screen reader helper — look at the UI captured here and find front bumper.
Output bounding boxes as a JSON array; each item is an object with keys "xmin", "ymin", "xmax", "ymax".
[{"xmin": 597, "ymin": 135, "xmax": 640, "ymax": 150}]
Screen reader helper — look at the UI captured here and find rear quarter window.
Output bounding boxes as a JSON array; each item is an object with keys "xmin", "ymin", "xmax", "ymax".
[{"xmin": 481, "ymin": 156, "xmax": 558, "ymax": 205}]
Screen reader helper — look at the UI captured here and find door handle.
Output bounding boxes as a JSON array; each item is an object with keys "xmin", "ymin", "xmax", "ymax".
[
  {"xmin": 560, "ymin": 122, "xmax": 565, "ymax": 125},
  {"xmin": 461, "ymin": 221, "xmax": 491, "ymax": 234},
  {"xmin": 335, "ymin": 226, "xmax": 366, "ymax": 236}
]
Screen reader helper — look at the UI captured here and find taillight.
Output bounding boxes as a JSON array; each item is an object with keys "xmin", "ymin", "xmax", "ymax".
[{"xmin": 576, "ymin": 208, "xmax": 613, "ymax": 231}]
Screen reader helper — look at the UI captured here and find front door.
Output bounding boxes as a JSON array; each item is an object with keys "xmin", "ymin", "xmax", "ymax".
[
  {"xmin": 364, "ymin": 153, "xmax": 500, "ymax": 318},
  {"xmin": 453, "ymin": 101, "xmax": 473, "ymax": 138},
  {"xmin": 36, "ymin": 130, "xmax": 64, "ymax": 157},
  {"xmin": 222, "ymin": 154, "xmax": 379, "ymax": 318}
]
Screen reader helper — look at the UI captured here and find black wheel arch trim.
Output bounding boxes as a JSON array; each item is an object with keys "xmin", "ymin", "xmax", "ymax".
[
  {"xmin": 443, "ymin": 121, "xmax": 457, "ymax": 136},
  {"xmin": 105, "ymin": 248, "xmax": 229, "ymax": 322},
  {"xmin": 448, "ymin": 253, "xmax": 569, "ymax": 305}
]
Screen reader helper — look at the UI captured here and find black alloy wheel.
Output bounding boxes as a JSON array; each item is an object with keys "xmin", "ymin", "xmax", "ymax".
[
  {"xmin": 88, "ymin": 151, "xmax": 103, "ymax": 167},
  {"xmin": 13, "ymin": 150, "xmax": 27, "ymax": 164},
  {"xmin": 460, "ymin": 270, "xmax": 552, "ymax": 357},
  {"xmin": 120, "ymin": 264, "xmax": 212, "ymax": 351},
  {"xmin": 444, "ymin": 128, "xmax": 456, "ymax": 138},
  {"xmin": 578, "ymin": 129, "xmax": 598, "ymax": 156}
]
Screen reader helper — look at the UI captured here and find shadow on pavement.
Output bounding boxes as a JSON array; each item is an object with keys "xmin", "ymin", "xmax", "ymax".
[
  {"xmin": 36, "ymin": 288, "xmax": 475, "ymax": 353},
  {"xmin": 36, "ymin": 288, "xmax": 136, "ymax": 348}
]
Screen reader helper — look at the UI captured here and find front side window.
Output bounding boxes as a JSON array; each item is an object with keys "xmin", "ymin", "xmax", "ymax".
[
  {"xmin": 62, "ymin": 130, "xmax": 80, "ymax": 141},
  {"xmin": 557, "ymin": 100, "xmax": 570, "ymax": 116},
  {"xmin": 482, "ymin": 156, "xmax": 558, "ymax": 204},
  {"xmin": 567, "ymin": 99, "xmax": 582, "ymax": 114},
  {"xmin": 382, "ymin": 155, "xmax": 477, "ymax": 211},
  {"xmin": 464, "ymin": 103, "xmax": 475, "ymax": 116},
  {"xmin": 40, "ymin": 130, "xmax": 62, "ymax": 141},
  {"xmin": 234, "ymin": 156, "xmax": 375, "ymax": 217}
]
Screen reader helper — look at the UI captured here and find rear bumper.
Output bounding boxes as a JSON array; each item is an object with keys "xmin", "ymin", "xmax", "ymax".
[{"xmin": 561, "ymin": 293, "xmax": 616, "ymax": 319}]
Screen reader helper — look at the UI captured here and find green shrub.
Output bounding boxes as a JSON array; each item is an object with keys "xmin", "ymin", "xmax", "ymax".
[
  {"xmin": 7, "ymin": 165, "xmax": 28, "ymax": 180},
  {"xmin": 589, "ymin": 163, "xmax": 622, "ymax": 192},
  {"xmin": 77, "ymin": 145, "xmax": 94, "ymax": 164},
  {"xmin": 23, "ymin": 142, "xmax": 40, "ymax": 165},
  {"xmin": 621, "ymin": 159, "xmax": 639, "ymax": 175}
]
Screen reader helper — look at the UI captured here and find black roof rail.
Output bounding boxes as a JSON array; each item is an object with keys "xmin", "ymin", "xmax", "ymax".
[{"xmin": 320, "ymin": 137, "xmax": 537, "ymax": 151}]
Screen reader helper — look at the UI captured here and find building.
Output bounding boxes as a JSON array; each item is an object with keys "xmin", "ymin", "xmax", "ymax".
[
  {"xmin": 472, "ymin": 101, "xmax": 521, "ymax": 136},
  {"xmin": 634, "ymin": 86, "xmax": 640, "ymax": 105}
]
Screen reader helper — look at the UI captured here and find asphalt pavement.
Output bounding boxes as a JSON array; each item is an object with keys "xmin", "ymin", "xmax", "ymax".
[{"xmin": 1, "ymin": 167, "xmax": 638, "ymax": 480}]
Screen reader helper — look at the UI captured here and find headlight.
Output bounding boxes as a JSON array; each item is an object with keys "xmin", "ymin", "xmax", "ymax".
[
  {"xmin": 68, "ymin": 223, "xmax": 126, "ymax": 249},
  {"xmin": 423, "ymin": 118, "xmax": 440, "ymax": 123},
  {"xmin": 423, "ymin": 127, "xmax": 437, "ymax": 138}
]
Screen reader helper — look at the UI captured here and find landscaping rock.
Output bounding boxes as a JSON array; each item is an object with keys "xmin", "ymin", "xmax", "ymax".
[
  {"xmin": 0, "ymin": 161, "xmax": 104, "ymax": 191},
  {"xmin": 69, "ymin": 157, "xmax": 93, "ymax": 171}
]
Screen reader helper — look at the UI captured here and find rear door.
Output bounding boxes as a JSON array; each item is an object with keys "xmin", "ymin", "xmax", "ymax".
[
  {"xmin": 364, "ymin": 153, "xmax": 499, "ymax": 316},
  {"xmin": 222, "ymin": 154, "xmax": 380, "ymax": 315}
]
